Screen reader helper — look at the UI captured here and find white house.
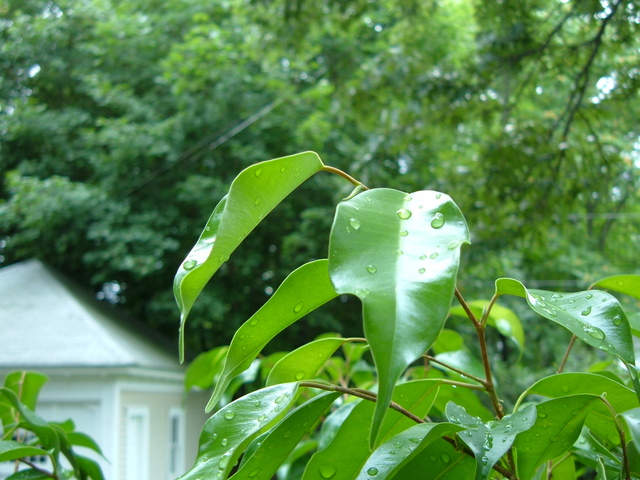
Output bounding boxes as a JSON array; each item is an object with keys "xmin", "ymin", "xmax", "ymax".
[{"xmin": 0, "ymin": 260, "xmax": 210, "ymax": 480}]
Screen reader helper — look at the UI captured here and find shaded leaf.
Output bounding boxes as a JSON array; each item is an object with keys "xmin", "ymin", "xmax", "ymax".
[
  {"xmin": 174, "ymin": 152, "xmax": 325, "ymax": 360},
  {"xmin": 620, "ymin": 407, "xmax": 640, "ymax": 454},
  {"xmin": 0, "ymin": 372, "xmax": 48, "ymax": 429},
  {"xmin": 590, "ymin": 275, "xmax": 640, "ymax": 301},
  {"xmin": 495, "ymin": 279, "xmax": 635, "ymax": 364},
  {"xmin": 67, "ymin": 432, "xmax": 104, "ymax": 456},
  {"xmin": 5, "ymin": 470, "xmax": 51, "ymax": 480},
  {"xmin": 432, "ymin": 329, "xmax": 465, "ymax": 354},
  {"xmin": 434, "ymin": 350, "xmax": 485, "ymax": 385},
  {"xmin": 329, "ymin": 188, "xmax": 469, "ymax": 447},
  {"xmin": 207, "ymin": 260, "xmax": 337, "ymax": 411},
  {"xmin": 179, "ymin": 383, "xmax": 299, "ymax": 480},
  {"xmin": 185, "ymin": 346, "xmax": 229, "ymax": 392},
  {"xmin": 0, "ymin": 440, "xmax": 49, "ymax": 462},
  {"xmin": 355, "ymin": 422, "xmax": 464, "ymax": 479},
  {"xmin": 446, "ymin": 402, "xmax": 536, "ymax": 480},
  {"xmin": 76, "ymin": 454, "xmax": 106, "ymax": 480},
  {"xmin": 513, "ymin": 395, "xmax": 600, "ymax": 480},
  {"xmin": 266, "ymin": 337, "xmax": 349, "ymax": 386},
  {"xmin": 230, "ymin": 392, "xmax": 339, "ymax": 480}
]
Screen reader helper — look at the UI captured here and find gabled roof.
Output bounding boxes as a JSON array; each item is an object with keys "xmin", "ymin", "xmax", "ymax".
[{"xmin": 0, "ymin": 260, "xmax": 181, "ymax": 372}]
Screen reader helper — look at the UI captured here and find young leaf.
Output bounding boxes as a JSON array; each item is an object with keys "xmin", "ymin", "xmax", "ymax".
[
  {"xmin": 0, "ymin": 440, "xmax": 49, "ymax": 462},
  {"xmin": 590, "ymin": 275, "xmax": 640, "ymax": 301},
  {"xmin": 266, "ymin": 337, "xmax": 349, "ymax": 386},
  {"xmin": 516, "ymin": 372, "xmax": 638, "ymax": 444},
  {"xmin": 1, "ymin": 371, "xmax": 48, "ymax": 429},
  {"xmin": 174, "ymin": 151, "xmax": 325, "ymax": 361},
  {"xmin": 446, "ymin": 402, "xmax": 536, "ymax": 480},
  {"xmin": 355, "ymin": 422, "xmax": 465, "ymax": 479},
  {"xmin": 513, "ymin": 394, "xmax": 600, "ymax": 480},
  {"xmin": 495, "ymin": 278, "xmax": 635, "ymax": 364},
  {"xmin": 179, "ymin": 383, "xmax": 299, "ymax": 480},
  {"xmin": 207, "ymin": 259, "xmax": 338, "ymax": 411},
  {"xmin": 328, "ymin": 188, "xmax": 469, "ymax": 447},
  {"xmin": 230, "ymin": 392, "xmax": 339, "ymax": 480}
]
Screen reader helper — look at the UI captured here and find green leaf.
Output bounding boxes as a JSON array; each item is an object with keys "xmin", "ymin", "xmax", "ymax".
[
  {"xmin": 446, "ymin": 403, "xmax": 536, "ymax": 480},
  {"xmin": 516, "ymin": 373, "xmax": 638, "ymax": 444},
  {"xmin": 266, "ymin": 337, "xmax": 349, "ymax": 386},
  {"xmin": 432, "ymin": 329, "xmax": 465, "ymax": 354},
  {"xmin": 434, "ymin": 350, "xmax": 486, "ymax": 385},
  {"xmin": 230, "ymin": 392, "xmax": 339, "ymax": 480},
  {"xmin": 174, "ymin": 152, "xmax": 325, "ymax": 361},
  {"xmin": 185, "ymin": 346, "xmax": 229, "ymax": 392},
  {"xmin": 590, "ymin": 275, "xmax": 640, "ymax": 301},
  {"xmin": 302, "ymin": 380, "xmax": 442, "ymax": 480},
  {"xmin": 495, "ymin": 279, "xmax": 635, "ymax": 364},
  {"xmin": 450, "ymin": 300, "xmax": 524, "ymax": 353},
  {"xmin": 392, "ymin": 437, "xmax": 476, "ymax": 479},
  {"xmin": 620, "ymin": 407, "xmax": 640, "ymax": 453},
  {"xmin": 328, "ymin": 188, "xmax": 469, "ymax": 447},
  {"xmin": 179, "ymin": 383, "xmax": 299, "ymax": 480},
  {"xmin": 76, "ymin": 454, "xmax": 106, "ymax": 480},
  {"xmin": 355, "ymin": 422, "xmax": 464, "ymax": 479},
  {"xmin": 207, "ymin": 259, "xmax": 338, "ymax": 411},
  {"xmin": 67, "ymin": 432, "xmax": 104, "ymax": 456},
  {"xmin": 513, "ymin": 394, "xmax": 600, "ymax": 480},
  {"xmin": 1, "ymin": 372, "xmax": 48, "ymax": 429},
  {"xmin": 5, "ymin": 469, "xmax": 51, "ymax": 480},
  {"xmin": 0, "ymin": 440, "xmax": 49, "ymax": 462}
]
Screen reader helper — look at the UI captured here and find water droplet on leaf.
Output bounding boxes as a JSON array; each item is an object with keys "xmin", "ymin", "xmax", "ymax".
[
  {"xmin": 183, "ymin": 259, "xmax": 197, "ymax": 270},
  {"xmin": 585, "ymin": 293, "xmax": 593, "ymax": 299},
  {"xmin": 295, "ymin": 371, "xmax": 305, "ymax": 380},
  {"xmin": 613, "ymin": 314, "xmax": 622, "ymax": 325},
  {"xmin": 430, "ymin": 252, "xmax": 438, "ymax": 259},
  {"xmin": 440, "ymin": 453, "xmax": 450, "ymax": 463},
  {"xmin": 293, "ymin": 302, "xmax": 304, "ymax": 313},
  {"xmin": 396, "ymin": 208, "xmax": 412, "ymax": 220},
  {"xmin": 419, "ymin": 254, "xmax": 427, "ymax": 260},
  {"xmin": 396, "ymin": 250, "xmax": 403, "ymax": 255},
  {"xmin": 418, "ymin": 268, "xmax": 425, "ymax": 274},
  {"xmin": 224, "ymin": 411, "xmax": 236, "ymax": 420},
  {"xmin": 254, "ymin": 198, "xmax": 262, "ymax": 206},
  {"xmin": 581, "ymin": 306, "xmax": 592, "ymax": 316},
  {"xmin": 431, "ymin": 213, "xmax": 445, "ymax": 228},
  {"xmin": 366, "ymin": 265, "xmax": 377, "ymax": 274},
  {"xmin": 319, "ymin": 465, "xmax": 337, "ymax": 478},
  {"xmin": 249, "ymin": 318, "xmax": 259, "ymax": 326},
  {"xmin": 400, "ymin": 230, "xmax": 409, "ymax": 237},
  {"xmin": 435, "ymin": 193, "xmax": 442, "ymax": 199},
  {"xmin": 221, "ymin": 438, "xmax": 228, "ymax": 446},
  {"xmin": 255, "ymin": 168, "xmax": 263, "ymax": 177},
  {"xmin": 367, "ymin": 467, "xmax": 379, "ymax": 476},
  {"xmin": 248, "ymin": 469, "xmax": 260, "ymax": 478},
  {"xmin": 350, "ymin": 218, "xmax": 361, "ymax": 230}
]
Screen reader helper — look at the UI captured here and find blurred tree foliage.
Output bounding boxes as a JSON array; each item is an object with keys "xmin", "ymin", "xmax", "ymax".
[{"xmin": 1, "ymin": 0, "xmax": 638, "ymax": 361}]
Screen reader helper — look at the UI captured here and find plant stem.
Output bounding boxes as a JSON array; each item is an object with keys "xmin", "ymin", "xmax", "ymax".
[
  {"xmin": 455, "ymin": 288, "xmax": 505, "ymax": 419},
  {"xmin": 321, "ymin": 166, "xmax": 369, "ymax": 190},
  {"xmin": 19, "ymin": 459, "xmax": 57, "ymax": 479},
  {"xmin": 599, "ymin": 395, "xmax": 631, "ymax": 480},
  {"xmin": 556, "ymin": 335, "xmax": 577, "ymax": 374},
  {"xmin": 480, "ymin": 292, "xmax": 500, "ymax": 327},
  {"xmin": 424, "ymin": 355, "xmax": 486, "ymax": 385}
]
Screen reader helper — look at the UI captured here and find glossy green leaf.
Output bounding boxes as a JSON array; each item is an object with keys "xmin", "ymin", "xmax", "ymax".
[
  {"xmin": 0, "ymin": 372, "xmax": 48, "ymax": 429},
  {"xmin": 67, "ymin": 432, "xmax": 104, "ymax": 456},
  {"xmin": 266, "ymin": 337, "xmax": 349, "ymax": 386},
  {"xmin": 76, "ymin": 454, "xmax": 105, "ymax": 480},
  {"xmin": 5, "ymin": 469, "xmax": 51, "ymax": 480},
  {"xmin": 329, "ymin": 188, "xmax": 469, "ymax": 447},
  {"xmin": 302, "ymin": 380, "xmax": 442, "ymax": 480},
  {"xmin": 230, "ymin": 392, "xmax": 339, "ymax": 480},
  {"xmin": 450, "ymin": 301, "xmax": 524, "ymax": 353},
  {"xmin": 495, "ymin": 278, "xmax": 635, "ymax": 364},
  {"xmin": 0, "ymin": 440, "xmax": 49, "ymax": 462},
  {"xmin": 620, "ymin": 407, "xmax": 640, "ymax": 453},
  {"xmin": 513, "ymin": 395, "xmax": 600, "ymax": 480},
  {"xmin": 434, "ymin": 350, "xmax": 485, "ymax": 385},
  {"xmin": 185, "ymin": 346, "xmax": 229, "ymax": 392},
  {"xmin": 446, "ymin": 402, "xmax": 536, "ymax": 480},
  {"xmin": 516, "ymin": 373, "xmax": 638, "ymax": 444},
  {"xmin": 207, "ymin": 259, "xmax": 338, "ymax": 411},
  {"xmin": 432, "ymin": 329, "xmax": 465, "ymax": 354},
  {"xmin": 179, "ymin": 383, "xmax": 299, "ymax": 480},
  {"xmin": 590, "ymin": 275, "xmax": 640, "ymax": 301},
  {"xmin": 355, "ymin": 422, "xmax": 464, "ymax": 479},
  {"xmin": 392, "ymin": 437, "xmax": 476, "ymax": 479},
  {"xmin": 174, "ymin": 152, "xmax": 325, "ymax": 361}
]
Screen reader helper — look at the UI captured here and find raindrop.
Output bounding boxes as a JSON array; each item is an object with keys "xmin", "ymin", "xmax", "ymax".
[
  {"xmin": 319, "ymin": 465, "xmax": 337, "ymax": 478},
  {"xmin": 440, "ymin": 453, "xmax": 450, "ymax": 463},
  {"xmin": 396, "ymin": 250, "xmax": 404, "ymax": 255},
  {"xmin": 367, "ymin": 467, "xmax": 379, "ymax": 476},
  {"xmin": 255, "ymin": 168, "xmax": 263, "ymax": 178},
  {"xmin": 431, "ymin": 213, "xmax": 445, "ymax": 229},
  {"xmin": 447, "ymin": 240, "xmax": 460, "ymax": 250},
  {"xmin": 257, "ymin": 414, "xmax": 267, "ymax": 422},
  {"xmin": 356, "ymin": 288, "xmax": 370, "ymax": 299},
  {"xmin": 350, "ymin": 218, "xmax": 361, "ymax": 230},
  {"xmin": 396, "ymin": 209, "xmax": 412, "ymax": 220},
  {"xmin": 581, "ymin": 306, "xmax": 592, "ymax": 316},
  {"xmin": 418, "ymin": 268, "xmax": 426, "ymax": 274},
  {"xmin": 183, "ymin": 259, "xmax": 197, "ymax": 270},
  {"xmin": 409, "ymin": 437, "xmax": 421, "ymax": 444},
  {"xmin": 613, "ymin": 314, "xmax": 622, "ymax": 326},
  {"xmin": 293, "ymin": 303, "xmax": 304, "ymax": 313},
  {"xmin": 221, "ymin": 438, "xmax": 228, "ymax": 446},
  {"xmin": 404, "ymin": 195, "xmax": 412, "ymax": 201},
  {"xmin": 430, "ymin": 252, "xmax": 438, "ymax": 259},
  {"xmin": 248, "ymin": 469, "xmax": 260, "ymax": 478},
  {"xmin": 585, "ymin": 293, "xmax": 594, "ymax": 300},
  {"xmin": 394, "ymin": 442, "xmax": 403, "ymax": 448},
  {"xmin": 212, "ymin": 433, "xmax": 218, "ymax": 441},
  {"xmin": 254, "ymin": 198, "xmax": 262, "ymax": 206},
  {"xmin": 583, "ymin": 325, "xmax": 606, "ymax": 340},
  {"xmin": 280, "ymin": 166, "xmax": 286, "ymax": 173},
  {"xmin": 250, "ymin": 318, "xmax": 259, "ymax": 326},
  {"xmin": 366, "ymin": 265, "xmax": 377, "ymax": 274},
  {"xmin": 254, "ymin": 400, "xmax": 262, "ymax": 407},
  {"xmin": 551, "ymin": 294, "xmax": 563, "ymax": 301},
  {"xmin": 400, "ymin": 230, "xmax": 409, "ymax": 237},
  {"xmin": 295, "ymin": 371, "xmax": 305, "ymax": 380},
  {"xmin": 419, "ymin": 254, "xmax": 427, "ymax": 260},
  {"xmin": 224, "ymin": 411, "xmax": 236, "ymax": 420},
  {"xmin": 435, "ymin": 193, "xmax": 442, "ymax": 199},
  {"xmin": 275, "ymin": 395, "xmax": 285, "ymax": 404}
]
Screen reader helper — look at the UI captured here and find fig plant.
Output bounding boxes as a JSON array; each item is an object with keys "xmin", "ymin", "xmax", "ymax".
[{"xmin": 175, "ymin": 152, "xmax": 640, "ymax": 480}]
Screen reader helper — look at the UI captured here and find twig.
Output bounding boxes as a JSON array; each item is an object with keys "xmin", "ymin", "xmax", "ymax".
[
  {"xmin": 321, "ymin": 166, "xmax": 369, "ymax": 190},
  {"xmin": 556, "ymin": 335, "xmax": 577, "ymax": 374}
]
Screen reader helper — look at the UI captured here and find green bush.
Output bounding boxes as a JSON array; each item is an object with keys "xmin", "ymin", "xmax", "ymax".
[{"xmin": 175, "ymin": 152, "xmax": 640, "ymax": 480}]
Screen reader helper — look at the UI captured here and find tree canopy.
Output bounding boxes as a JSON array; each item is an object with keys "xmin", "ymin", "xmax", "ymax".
[{"xmin": 1, "ymin": 0, "xmax": 638, "ymax": 356}]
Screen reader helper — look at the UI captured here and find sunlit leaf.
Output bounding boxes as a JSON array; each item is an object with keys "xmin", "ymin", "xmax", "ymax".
[
  {"xmin": 1, "ymin": 372, "xmax": 48, "ymax": 429},
  {"xmin": 446, "ymin": 402, "xmax": 536, "ymax": 480},
  {"xmin": 517, "ymin": 373, "xmax": 638, "ymax": 444},
  {"xmin": 5, "ymin": 469, "xmax": 51, "ymax": 480},
  {"xmin": 0, "ymin": 441, "xmax": 49, "ymax": 462},
  {"xmin": 179, "ymin": 383, "xmax": 299, "ymax": 480},
  {"xmin": 207, "ymin": 260, "xmax": 337, "ymax": 411},
  {"xmin": 76, "ymin": 454, "xmax": 105, "ymax": 480},
  {"xmin": 513, "ymin": 395, "xmax": 600, "ymax": 480},
  {"xmin": 590, "ymin": 275, "xmax": 640, "ymax": 301},
  {"xmin": 495, "ymin": 279, "xmax": 635, "ymax": 364},
  {"xmin": 174, "ymin": 152, "xmax": 325, "ymax": 361},
  {"xmin": 355, "ymin": 422, "xmax": 464, "ymax": 479},
  {"xmin": 230, "ymin": 392, "xmax": 339, "ymax": 480},
  {"xmin": 392, "ymin": 438, "xmax": 475, "ymax": 479},
  {"xmin": 329, "ymin": 188, "xmax": 469, "ymax": 447}
]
